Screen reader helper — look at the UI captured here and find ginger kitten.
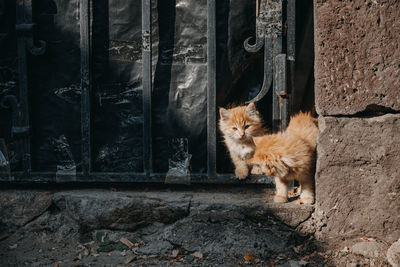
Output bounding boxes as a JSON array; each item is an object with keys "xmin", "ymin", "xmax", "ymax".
[
  {"xmin": 219, "ymin": 103, "xmax": 266, "ymax": 179},
  {"xmin": 248, "ymin": 112, "xmax": 318, "ymax": 203}
]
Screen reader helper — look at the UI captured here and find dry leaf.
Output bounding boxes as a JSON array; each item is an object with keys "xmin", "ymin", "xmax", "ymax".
[
  {"xmin": 171, "ymin": 249, "xmax": 180, "ymax": 258},
  {"xmin": 191, "ymin": 251, "xmax": 203, "ymax": 259},
  {"xmin": 296, "ymin": 199, "xmax": 304, "ymax": 205},
  {"xmin": 110, "ymin": 187, "xmax": 117, "ymax": 192},
  {"xmin": 288, "ymin": 191, "xmax": 297, "ymax": 197},
  {"xmin": 244, "ymin": 252, "xmax": 254, "ymax": 262},
  {"xmin": 9, "ymin": 244, "xmax": 17, "ymax": 249},
  {"xmin": 120, "ymin": 237, "xmax": 134, "ymax": 248},
  {"xmin": 276, "ymin": 254, "xmax": 286, "ymax": 260},
  {"xmin": 101, "ymin": 233, "xmax": 107, "ymax": 243},
  {"xmin": 237, "ymin": 260, "xmax": 243, "ymax": 265},
  {"xmin": 83, "ymin": 241, "xmax": 95, "ymax": 246},
  {"xmin": 360, "ymin": 237, "xmax": 376, "ymax": 242},
  {"xmin": 167, "ymin": 258, "xmax": 179, "ymax": 266},
  {"xmin": 133, "ymin": 241, "xmax": 145, "ymax": 248},
  {"xmin": 303, "ymin": 251, "xmax": 318, "ymax": 259},
  {"xmin": 318, "ymin": 252, "xmax": 329, "ymax": 259},
  {"xmin": 267, "ymin": 260, "xmax": 278, "ymax": 266},
  {"xmin": 168, "ymin": 256, "xmax": 185, "ymax": 266},
  {"xmin": 293, "ymin": 245, "xmax": 302, "ymax": 254},
  {"xmin": 53, "ymin": 264, "xmax": 59, "ymax": 267},
  {"xmin": 124, "ymin": 257, "xmax": 135, "ymax": 264}
]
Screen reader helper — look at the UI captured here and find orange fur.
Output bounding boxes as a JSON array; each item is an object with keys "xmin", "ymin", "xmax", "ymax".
[
  {"xmin": 285, "ymin": 111, "xmax": 319, "ymax": 150},
  {"xmin": 249, "ymin": 112, "xmax": 318, "ymax": 204},
  {"xmin": 219, "ymin": 103, "xmax": 267, "ymax": 179}
]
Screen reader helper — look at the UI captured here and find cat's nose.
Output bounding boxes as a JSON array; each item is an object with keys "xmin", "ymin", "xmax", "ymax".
[{"xmin": 239, "ymin": 131, "xmax": 245, "ymax": 137}]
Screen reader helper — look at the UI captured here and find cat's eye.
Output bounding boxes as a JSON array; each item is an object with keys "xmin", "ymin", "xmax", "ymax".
[
  {"xmin": 232, "ymin": 127, "xmax": 237, "ymax": 130},
  {"xmin": 244, "ymin": 125, "xmax": 250, "ymax": 129}
]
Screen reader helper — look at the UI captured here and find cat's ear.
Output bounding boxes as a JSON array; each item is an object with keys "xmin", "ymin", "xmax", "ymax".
[
  {"xmin": 219, "ymin": 108, "xmax": 231, "ymax": 120},
  {"xmin": 252, "ymin": 136, "xmax": 263, "ymax": 146},
  {"xmin": 246, "ymin": 102, "xmax": 260, "ymax": 121}
]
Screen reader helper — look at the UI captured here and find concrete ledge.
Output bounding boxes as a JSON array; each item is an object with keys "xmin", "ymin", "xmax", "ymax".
[
  {"xmin": 0, "ymin": 188, "xmax": 316, "ymax": 266},
  {"xmin": 53, "ymin": 189, "xmax": 314, "ymax": 230}
]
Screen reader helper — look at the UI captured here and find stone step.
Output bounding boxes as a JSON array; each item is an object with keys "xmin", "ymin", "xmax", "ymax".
[
  {"xmin": 0, "ymin": 189, "xmax": 317, "ymax": 266},
  {"xmin": 52, "ymin": 188, "xmax": 313, "ymax": 230},
  {"xmin": 0, "ymin": 188, "xmax": 314, "ymax": 233}
]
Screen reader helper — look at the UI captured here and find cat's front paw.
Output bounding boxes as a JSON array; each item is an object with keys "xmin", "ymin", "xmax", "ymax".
[
  {"xmin": 273, "ymin": 195, "xmax": 288, "ymax": 203},
  {"xmin": 235, "ymin": 166, "xmax": 249, "ymax": 179}
]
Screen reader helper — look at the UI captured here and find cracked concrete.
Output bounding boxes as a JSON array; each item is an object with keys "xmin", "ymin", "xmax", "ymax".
[
  {"xmin": 0, "ymin": 188, "xmax": 392, "ymax": 266},
  {"xmin": 0, "ymin": 187, "xmax": 324, "ymax": 266}
]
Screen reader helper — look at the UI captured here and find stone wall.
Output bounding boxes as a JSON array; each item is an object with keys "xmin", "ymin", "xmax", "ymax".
[
  {"xmin": 315, "ymin": 0, "xmax": 400, "ymax": 116},
  {"xmin": 314, "ymin": 0, "xmax": 400, "ymax": 249}
]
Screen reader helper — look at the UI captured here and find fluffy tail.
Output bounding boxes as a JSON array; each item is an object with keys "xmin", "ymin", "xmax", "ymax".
[{"xmin": 285, "ymin": 111, "xmax": 319, "ymax": 149}]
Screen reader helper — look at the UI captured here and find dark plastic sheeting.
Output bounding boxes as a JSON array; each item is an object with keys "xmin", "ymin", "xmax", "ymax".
[
  {"xmin": 0, "ymin": 0, "xmax": 19, "ymax": 171},
  {"xmin": 0, "ymin": 0, "xmax": 312, "ymax": 176}
]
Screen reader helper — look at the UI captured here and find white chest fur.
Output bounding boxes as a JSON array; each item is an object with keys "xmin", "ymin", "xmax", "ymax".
[
  {"xmin": 238, "ymin": 145, "xmax": 254, "ymax": 160},
  {"xmin": 226, "ymin": 138, "xmax": 254, "ymax": 160}
]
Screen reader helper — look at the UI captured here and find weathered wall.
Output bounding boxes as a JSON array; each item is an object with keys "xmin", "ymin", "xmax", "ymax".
[
  {"xmin": 314, "ymin": 0, "xmax": 400, "ymax": 249},
  {"xmin": 315, "ymin": 0, "xmax": 400, "ymax": 116},
  {"xmin": 316, "ymin": 115, "xmax": 400, "ymax": 244}
]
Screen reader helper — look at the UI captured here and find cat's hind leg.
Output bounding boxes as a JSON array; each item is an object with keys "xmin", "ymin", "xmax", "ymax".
[
  {"xmin": 299, "ymin": 176, "xmax": 315, "ymax": 204},
  {"xmin": 274, "ymin": 177, "xmax": 289, "ymax": 203}
]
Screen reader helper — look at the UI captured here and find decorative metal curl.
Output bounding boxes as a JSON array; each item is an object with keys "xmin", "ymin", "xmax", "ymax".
[
  {"xmin": 15, "ymin": 23, "xmax": 47, "ymax": 56},
  {"xmin": 1, "ymin": 95, "xmax": 18, "ymax": 110},
  {"xmin": 243, "ymin": 16, "xmax": 265, "ymax": 53},
  {"xmin": 26, "ymin": 39, "xmax": 46, "ymax": 56},
  {"xmin": 243, "ymin": 0, "xmax": 282, "ymax": 103},
  {"xmin": 1, "ymin": 95, "xmax": 19, "ymax": 129}
]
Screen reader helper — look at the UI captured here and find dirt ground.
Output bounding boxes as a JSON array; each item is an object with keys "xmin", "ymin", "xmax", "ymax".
[{"xmin": 0, "ymin": 187, "xmax": 390, "ymax": 266}]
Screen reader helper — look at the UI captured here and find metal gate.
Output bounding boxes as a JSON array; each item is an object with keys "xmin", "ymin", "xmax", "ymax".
[{"xmin": 0, "ymin": 0, "xmax": 299, "ymax": 184}]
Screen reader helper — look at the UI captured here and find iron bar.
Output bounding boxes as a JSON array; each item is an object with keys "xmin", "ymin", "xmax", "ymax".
[
  {"xmin": 286, "ymin": 0, "xmax": 295, "ymax": 120},
  {"xmin": 287, "ymin": 0, "xmax": 296, "ymax": 65},
  {"xmin": 142, "ymin": 0, "xmax": 153, "ymax": 176},
  {"xmin": 275, "ymin": 54, "xmax": 289, "ymax": 131},
  {"xmin": 4, "ymin": 171, "xmax": 274, "ymax": 185},
  {"xmin": 272, "ymin": 37, "xmax": 283, "ymax": 132},
  {"xmin": 286, "ymin": 0, "xmax": 296, "ymax": 192},
  {"xmin": 15, "ymin": 0, "xmax": 32, "ymax": 176},
  {"xmin": 207, "ymin": 0, "xmax": 217, "ymax": 179},
  {"xmin": 80, "ymin": 0, "xmax": 91, "ymax": 176}
]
